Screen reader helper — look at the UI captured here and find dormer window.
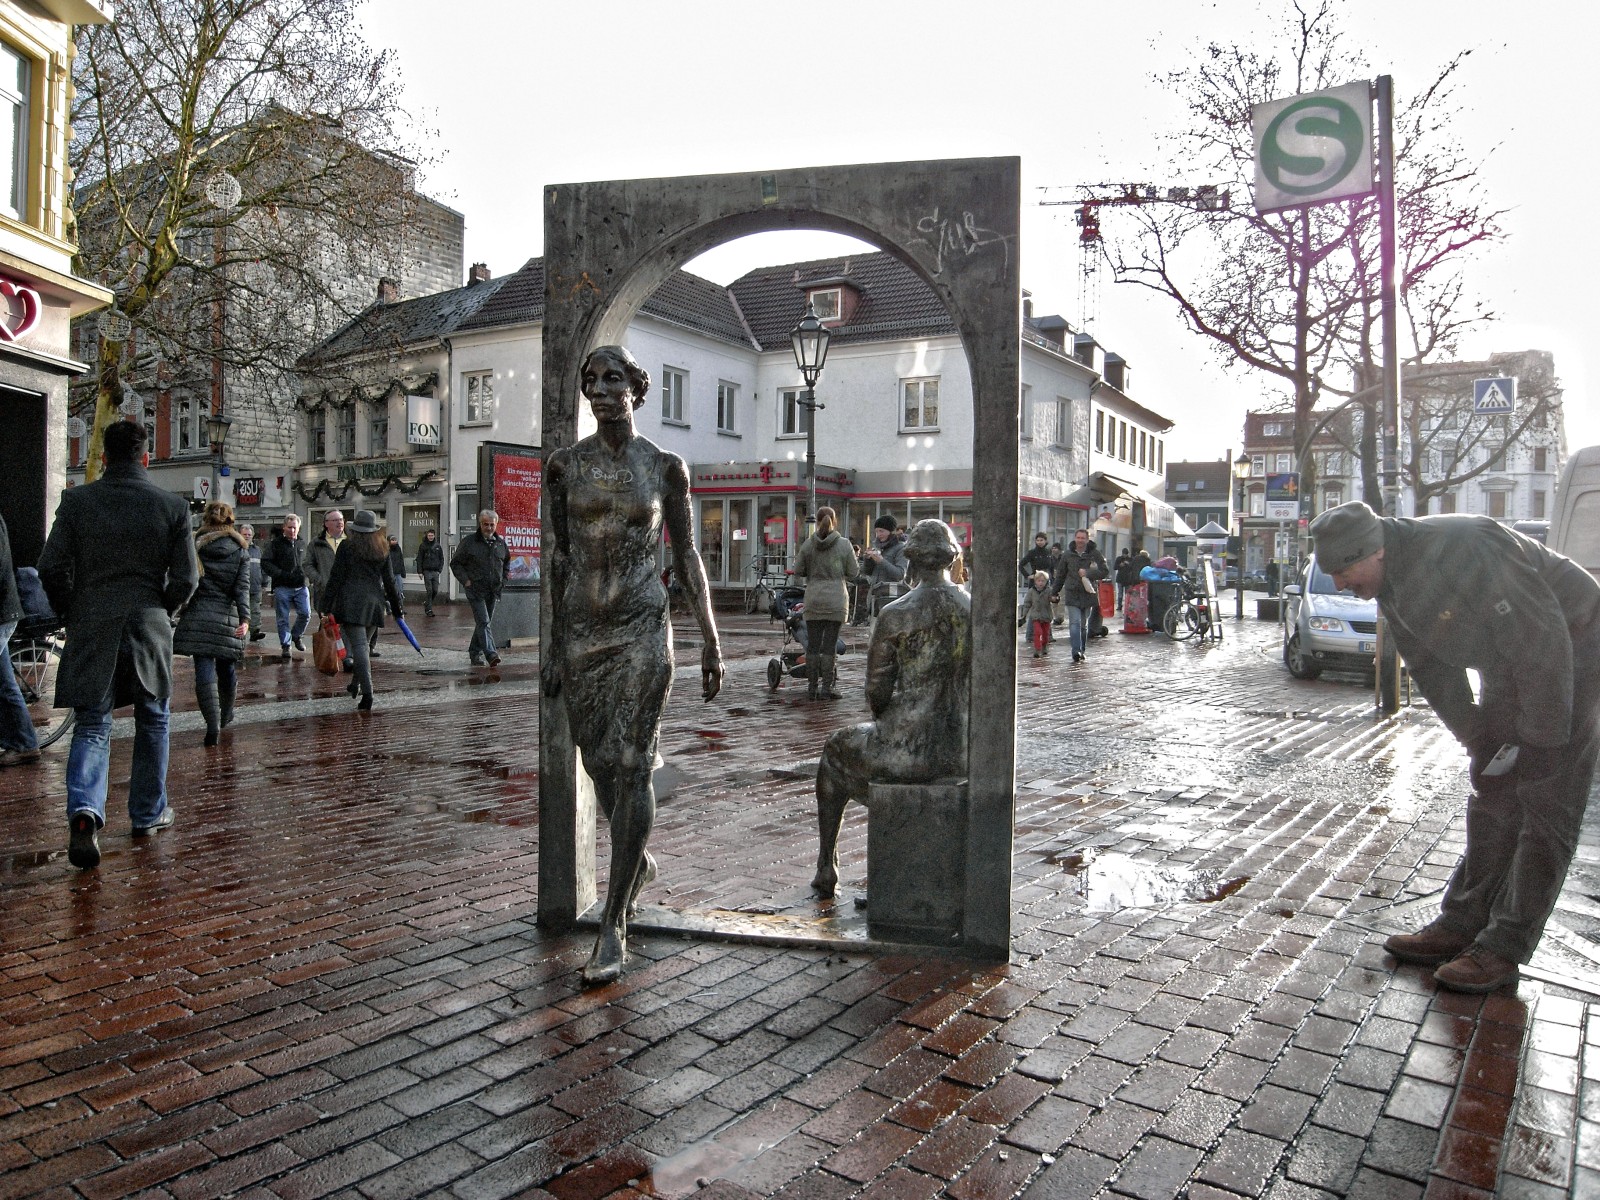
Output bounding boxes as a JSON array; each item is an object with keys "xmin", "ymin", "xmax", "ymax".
[
  {"xmin": 1262, "ymin": 421, "xmax": 1283, "ymax": 437},
  {"xmin": 808, "ymin": 287, "xmax": 842, "ymax": 322}
]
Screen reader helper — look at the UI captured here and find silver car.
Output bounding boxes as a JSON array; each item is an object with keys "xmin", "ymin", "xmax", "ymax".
[{"xmin": 1281, "ymin": 555, "xmax": 1378, "ymax": 679}]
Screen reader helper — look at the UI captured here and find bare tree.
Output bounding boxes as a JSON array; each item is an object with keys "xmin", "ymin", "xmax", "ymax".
[
  {"xmin": 1100, "ymin": 1, "xmax": 1507, "ymax": 507},
  {"xmin": 70, "ymin": 0, "xmax": 431, "ymax": 479}
]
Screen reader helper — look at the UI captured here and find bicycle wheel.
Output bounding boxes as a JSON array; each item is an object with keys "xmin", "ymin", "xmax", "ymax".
[
  {"xmin": 11, "ymin": 632, "xmax": 73, "ymax": 748},
  {"xmin": 1163, "ymin": 602, "xmax": 1200, "ymax": 641}
]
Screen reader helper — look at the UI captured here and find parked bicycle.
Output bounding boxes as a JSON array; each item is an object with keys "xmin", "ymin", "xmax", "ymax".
[
  {"xmin": 741, "ymin": 555, "xmax": 788, "ymax": 616},
  {"xmin": 8, "ymin": 617, "xmax": 72, "ymax": 748},
  {"xmin": 1162, "ymin": 575, "xmax": 1221, "ymax": 643}
]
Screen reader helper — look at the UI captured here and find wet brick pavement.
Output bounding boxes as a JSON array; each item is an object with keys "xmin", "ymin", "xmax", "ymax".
[{"xmin": 2, "ymin": 599, "xmax": 1598, "ymax": 1198}]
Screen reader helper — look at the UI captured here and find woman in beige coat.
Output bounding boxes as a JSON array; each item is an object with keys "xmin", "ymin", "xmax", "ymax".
[{"xmin": 791, "ymin": 506, "xmax": 859, "ymax": 700}]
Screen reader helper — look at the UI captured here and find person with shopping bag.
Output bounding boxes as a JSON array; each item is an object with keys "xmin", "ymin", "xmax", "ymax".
[
  {"xmin": 1049, "ymin": 528, "xmax": 1108, "ymax": 664},
  {"xmin": 321, "ymin": 510, "xmax": 404, "ymax": 710}
]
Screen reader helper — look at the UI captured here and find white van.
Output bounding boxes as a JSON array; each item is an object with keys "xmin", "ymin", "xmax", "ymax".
[{"xmin": 1551, "ymin": 445, "xmax": 1600, "ymax": 581}]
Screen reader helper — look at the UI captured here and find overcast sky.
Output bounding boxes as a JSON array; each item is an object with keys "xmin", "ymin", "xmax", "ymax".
[{"xmin": 358, "ymin": 0, "xmax": 1597, "ymax": 463}]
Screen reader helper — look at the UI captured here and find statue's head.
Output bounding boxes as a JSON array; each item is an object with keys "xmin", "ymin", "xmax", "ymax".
[
  {"xmin": 581, "ymin": 345, "xmax": 651, "ymax": 412},
  {"xmin": 905, "ymin": 519, "xmax": 962, "ymax": 573}
]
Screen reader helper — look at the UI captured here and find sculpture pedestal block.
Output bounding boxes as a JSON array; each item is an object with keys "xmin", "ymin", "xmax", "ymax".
[{"xmin": 867, "ymin": 780, "xmax": 969, "ymax": 944}]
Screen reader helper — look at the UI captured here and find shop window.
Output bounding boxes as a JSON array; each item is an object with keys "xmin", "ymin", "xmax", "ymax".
[
  {"xmin": 779, "ymin": 386, "xmax": 810, "ymax": 437},
  {"xmin": 698, "ymin": 499, "xmax": 725, "ymax": 583},
  {"xmin": 901, "ymin": 377, "xmax": 939, "ymax": 431},
  {"xmin": 0, "ymin": 44, "xmax": 28, "ymax": 222},
  {"xmin": 661, "ymin": 367, "xmax": 687, "ymax": 425}
]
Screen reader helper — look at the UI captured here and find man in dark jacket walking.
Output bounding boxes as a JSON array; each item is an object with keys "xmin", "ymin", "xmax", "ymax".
[
  {"xmin": 451, "ymin": 509, "xmax": 510, "ymax": 666},
  {"xmin": 1050, "ymin": 528, "xmax": 1108, "ymax": 663},
  {"xmin": 1312, "ymin": 501, "xmax": 1600, "ymax": 993},
  {"xmin": 0, "ymin": 512, "xmax": 41, "ymax": 767},
  {"xmin": 416, "ymin": 528, "xmax": 445, "ymax": 616},
  {"xmin": 260, "ymin": 515, "xmax": 310, "ymax": 662},
  {"xmin": 36, "ymin": 420, "xmax": 198, "ymax": 868}
]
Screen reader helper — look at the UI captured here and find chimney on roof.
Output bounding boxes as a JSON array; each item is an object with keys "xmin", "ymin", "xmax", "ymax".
[
  {"xmin": 468, "ymin": 263, "xmax": 491, "ymax": 286},
  {"xmin": 376, "ymin": 277, "xmax": 399, "ymax": 305}
]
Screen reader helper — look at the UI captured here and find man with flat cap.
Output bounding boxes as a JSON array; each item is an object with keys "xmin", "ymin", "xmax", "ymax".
[{"xmin": 1310, "ymin": 500, "xmax": 1600, "ymax": 992}]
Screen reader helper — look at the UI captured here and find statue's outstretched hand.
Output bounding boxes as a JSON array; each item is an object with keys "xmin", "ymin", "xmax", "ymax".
[{"xmin": 702, "ymin": 645, "xmax": 724, "ymax": 702}]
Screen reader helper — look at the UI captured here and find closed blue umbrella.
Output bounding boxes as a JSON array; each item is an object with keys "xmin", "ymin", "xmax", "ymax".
[{"xmin": 395, "ymin": 615, "xmax": 424, "ymax": 656}]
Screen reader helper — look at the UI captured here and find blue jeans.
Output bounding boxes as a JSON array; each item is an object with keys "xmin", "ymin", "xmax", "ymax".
[
  {"xmin": 1067, "ymin": 605, "xmax": 1089, "ymax": 655},
  {"xmin": 67, "ymin": 685, "xmax": 170, "ymax": 830},
  {"xmin": 192, "ymin": 655, "xmax": 237, "ymax": 696},
  {"xmin": 0, "ymin": 619, "xmax": 38, "ymax": 752},
  {"xmin": 468, "ymin": 592, "xmax": 498, "ymax": 661},
  {"xmin": 274, "ymin": 585, "xmax": 311, "ymax": 647}
]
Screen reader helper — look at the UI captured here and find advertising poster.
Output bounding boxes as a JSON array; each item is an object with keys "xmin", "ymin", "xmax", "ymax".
[{"xmin": 485, "ymin": 443, "xmax": 541, "ymax": 587}]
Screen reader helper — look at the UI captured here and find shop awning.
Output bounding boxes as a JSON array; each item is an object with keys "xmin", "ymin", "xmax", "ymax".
[{"xmin": 1089, "ymin": 472, "xmax": 1193, "ymax": 537}]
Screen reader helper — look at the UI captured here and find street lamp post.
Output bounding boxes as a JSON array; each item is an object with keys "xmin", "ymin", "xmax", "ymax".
[
  {"xmin": 207, "ymin": 411, "xmax": 232, "ymax": 509},
  {"xmin": 1228, "ymin": 451, "xmax": 1254, "ymax": 620},
  {"xmin": 789, "ymin": 302, "xmax": 832, "ymax": 537}
]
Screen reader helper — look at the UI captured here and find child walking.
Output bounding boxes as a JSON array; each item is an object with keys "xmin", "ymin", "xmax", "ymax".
[{"xmin": 1023, "ymin": 570, "xmax": 1055, "ymax": 658}]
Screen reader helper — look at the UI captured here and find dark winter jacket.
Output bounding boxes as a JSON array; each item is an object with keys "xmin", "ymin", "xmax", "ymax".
[
  {"xmin": 793, "ymin": 529, "xmax": 860, "ymax": 623},
  {"xmin": 305, "ymin": 530, "xmax": 342, "ymax": 608},
  {"xmin": 1051, "ymin": 542, "xmax": 1109, "ymax": 609},
  {"xmin": 0, "ymin": 513, "xmax": 21, "ymax": 625},
  {"xmin": 416, "ymin": 536, "xmax": 445, "ymax": 575},
  {"xmin": 451, "ymin": 530, "xmax": 510, "ymax": 597},
  {"xmin": 1019, "ymin": 544, "xmax": 1056, "ymax": 582},
  {"xmin": 261, "ymin": 531, "xmax": 307, "ymax": 590},
  {"xmin": 1375, "ymin": 515, "xmax": 1600, "ymax": 751},
  {"xmin": 387, "ymin": 544, "xmax": 406, "ymax": 584},
  {"xmin": 36, "ymin": 461, "xmax": 198, "ymax": 708},
  {"xmin": 861, "ymin": 532, "xmax": 909, "ymax": 597},
  {"xmin": 174, "ymin": 528, "xmax": 251, "ymax": 661},
  {"xmin": 325, "ymin": 534, "xmax": 404, "ymax": 629},
  {"xmin": 1114, "ymin": 553, "xmax": 1139, "ymax": 586}
]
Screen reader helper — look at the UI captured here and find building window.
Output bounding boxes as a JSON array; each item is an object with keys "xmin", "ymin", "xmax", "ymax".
[
  {"xmin": 463, "ymin": 372, "xmax": 494, "ymax": 425},
  {"xmin": 901, "ymin": 377, "xmax": 939, "ymax": 431},
  {"xmin": 1250, "ymin": 453, "xmax": 1265, "ymax": 477},
  {"xmin": 1118, "ymin": 421, "xmax": 1127, "ymax": 461},
  {"xmin": 370, "ymin": 402, "xmax": 388, "ymax": 455},
  {"xmin": 1486, "ymin": 442, "xmax": 1506, "ymax": 470},
  {"xmin": 1533, "ymin": 490, "xmax": 1546, "ymax": 518},
  {"xmin": 336, "ymin": 405, "xmax": 356, "ymax": 458},
  {"xmin": 1323, "ymin": 490, "xmax": 1341, "ymax": 513},
  {"xmin": 661, "ymin": 367, "xmax": 687, "ymax": 424},
  {"xmin": 1249, "ymin": 491, "xmax": 1265, "ymax": 517},
  {"xmin": 309, "ymin": 408, "xmax": 326, "ymax": 462},
  {"xmin": 1534, "ymin": 447, "xmax": 1548, "ymax": 473},
  {"xmin": 779, "ymin": 386, "xmax": 810, "ymax": 437},
  {"xmin": 1486, "ymin": 489, "xmax": 1507, "ymax": 519},
  {"xmin": 1262, "ymin": 421, "xmax": 1283, "ymax": 437},
  {"xmin": 1019, "ymin": 383, "xmax": 1032, "ymax": 440},
  {"xmin": 175, "ymin": 397, "xmax": 196, "ymax": 454},
  {"xmin": 808, "ymin": 288, "xmax": 841, "ymax": 321},
  {"xmin": 1439, "ymin": 492, "xmax": 1456, "ymax": 515},
  {"xmin": 715, "ymin": 380, "xmax": 737, "ymax": 434},
  {"xmin": 1053, "ymin": 398, "xmax": 1070, "ymax": 447},
  {"xmin": 0, "ymin": 45, "xmax": 28, "ymax": 222},
  {"xmin": 1094, "ymin": 410, "xmax": 1104, "ymax": 451},
  {"xmin": 1157, "ymin": 439, "xmax": 1164, "ymax": 473},
  {"xmin": 1275, "ymin": 452, "xmax": 1293, "ymax": 474}
]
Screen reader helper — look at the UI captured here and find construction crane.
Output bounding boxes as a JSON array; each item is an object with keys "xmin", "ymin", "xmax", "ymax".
[{"xmin": 1039, "ymin": 182, "xmax": 1231, "ymax": 327}]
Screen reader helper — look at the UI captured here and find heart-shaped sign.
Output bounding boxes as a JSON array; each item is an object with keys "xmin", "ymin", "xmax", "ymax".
[{"xmin": 0, "ymin": 278, "xmax": 40, "ymax": 342}]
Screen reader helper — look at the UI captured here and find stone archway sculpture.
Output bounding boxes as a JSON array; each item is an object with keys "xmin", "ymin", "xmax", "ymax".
[{"xmin": 538, "ymin": 158, "xmax": 1020, "ymax": 960}]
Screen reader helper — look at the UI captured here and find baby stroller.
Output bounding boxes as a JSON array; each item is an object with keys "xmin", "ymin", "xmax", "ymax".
[{"xmin": 765, "ymin": 586, "xmax": 847, "ymax": 690}]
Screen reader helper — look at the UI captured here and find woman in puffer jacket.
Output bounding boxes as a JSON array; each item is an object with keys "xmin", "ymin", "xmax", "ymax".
[
  {"xmin": 173, "ymin": 501, "xmax": 251, "ymax": 746},
  {"xmin": 791, "ymin": 506, "xmax": 859, "ymax": 700}
]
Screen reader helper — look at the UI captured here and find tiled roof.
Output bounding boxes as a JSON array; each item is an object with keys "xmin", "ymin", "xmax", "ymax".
[
  {"xmin": 727, "ymin": 252, "xmax": 955, "ymax": 349},
  {"xmin": 453, "ymin": 259, "xmax": 543, "ymax": 332},
  {"xmin": 1166, "ymin": 460, "xmax": 1234, "ymax": 492},
  {"xmin": 299, "ymin": 275, "xmax": 510, "ymax": 366}
]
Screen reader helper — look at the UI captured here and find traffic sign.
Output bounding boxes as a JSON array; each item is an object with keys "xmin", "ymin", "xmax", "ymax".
[
  {"xmin": 1473, "ymin": 377, "xmax": 1517, "ymax": 415},
  {"xmin": 193, "ymin": 477, "xmax": 211, "ymax": 500},
  {"xmin": 1252, "ymin": 81, "xmax": 1374, "ymax": 213}
]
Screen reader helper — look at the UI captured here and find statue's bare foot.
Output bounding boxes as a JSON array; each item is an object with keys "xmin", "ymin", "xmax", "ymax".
[
  {"xmin": 811, "ymin": 866, "xmax": 838, "ymax": 898},
  {"xmin": 626, "ymin": 851, "xmax": 658, "ymax": 918},
  {"xmin": 580, "ymin": 927, "xmax": 626, "ymax": 987}
]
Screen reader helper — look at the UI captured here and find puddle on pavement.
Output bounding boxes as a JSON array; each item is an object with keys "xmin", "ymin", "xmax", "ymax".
[
  {"xmin": 637, "ymin": 1133, "xmax": 773, "ymax": 1197},
  {"xmin": 2, "ymin": 849, "xmax": 65, "ymax": 872},
  {"xmin": 1048, "ymin": 847, "xmax": 1249, "ymax": 912}
]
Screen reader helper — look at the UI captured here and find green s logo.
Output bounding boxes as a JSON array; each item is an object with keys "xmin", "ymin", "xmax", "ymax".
[{"xmin": 1261, "ymin": 96, "xmax": 1366, "ymax": 197}]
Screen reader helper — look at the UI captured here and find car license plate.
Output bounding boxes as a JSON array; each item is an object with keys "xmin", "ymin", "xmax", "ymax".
[{"xmin": 1358, "ymin": 640, "xmax": 1375, "ymax": 654}]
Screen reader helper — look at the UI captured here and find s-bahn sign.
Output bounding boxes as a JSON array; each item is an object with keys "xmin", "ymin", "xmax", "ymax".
[{"xmin": 1252, "ymin": 81, "xmax": 1374, "ymax": 213}]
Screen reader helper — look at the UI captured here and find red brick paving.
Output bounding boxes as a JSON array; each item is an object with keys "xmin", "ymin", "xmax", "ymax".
[{"xmin": 1, "ymin": 605, "xmax": 1597, "ymax": 1197}]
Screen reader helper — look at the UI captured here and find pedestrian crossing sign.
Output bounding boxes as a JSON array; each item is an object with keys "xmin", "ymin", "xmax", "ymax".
[{"xmin": 1473, "ymin": 377, "xmax": 1516, "ymax": 415}]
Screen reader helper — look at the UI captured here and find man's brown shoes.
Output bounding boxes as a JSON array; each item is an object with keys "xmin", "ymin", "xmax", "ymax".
[
  {"xmin": 1433, "ymin": 947, "xmax": 1519, "ymax": 994},
  {"xmin": 1384, "ymin": 921, "xmax": 1473, "ymax": 966}
]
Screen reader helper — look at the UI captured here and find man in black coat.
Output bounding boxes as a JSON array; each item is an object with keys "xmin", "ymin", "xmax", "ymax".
[
  {"xmin": 1313, "ymin": 501, "xmax": 1600, "ymax": 993},
  {"xmin": 416, "ymin": 528, "xmax": 445, "ymax": 616},
  {"xmin": 36, "ymin": 420, "xmax": 198, "ymax": 868},
  {"xmin": 260, "ymin": 515, "xmax": 310, "ymax": 662},
  {"xmin": 450, "ymin": 509, "xmax": 510, "ymax": 666}
]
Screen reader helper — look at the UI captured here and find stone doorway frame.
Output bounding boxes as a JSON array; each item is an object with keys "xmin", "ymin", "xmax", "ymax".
[{"xmin": 537, "ymin": 158, "xmax": 1020, "ymax": 959}]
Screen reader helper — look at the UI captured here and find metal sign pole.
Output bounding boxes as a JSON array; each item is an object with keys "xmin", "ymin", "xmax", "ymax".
[{"xmin": 1375, "ymin": 75, "xmax": 1403, "ymax": 714}]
